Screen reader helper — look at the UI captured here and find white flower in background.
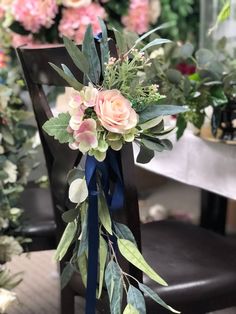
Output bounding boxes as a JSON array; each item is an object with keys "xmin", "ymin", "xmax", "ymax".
[
  {"xmin": 31, "ymin": 131, "xmax": 41, "ymax": 149},
  {"xmin": 62, "ymin": 0, "xmax": 91, "ymax": 8},
  {"xmin": 150, "ymin": 47, "xmax": 165, "ymax": 59},
  {"xmin": 149, "ymin": 0, "xmax": 161, "ymax": 24},
  {"xmin": 0, "ymin": 289, "xmax": 17, "ymax": 314},
  {"xmin": 0, "ymin": 85, "xmax": 11, "ymax": 110},
  {"xmin": 3, "ymin": 160, "xmax": 17, "ymax": 184}
]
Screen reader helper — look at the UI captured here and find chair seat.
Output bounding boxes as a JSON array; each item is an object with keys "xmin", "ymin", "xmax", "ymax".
[
  {"xmin": 142, "ymin": 220, "xmax": 236, "ymax": 313},
  {"xmin": 14, "ymin": 185, "xmax": 57, "ymax": 250},
  {"xmin": 70, "ymin": 220, "xmax": 236, "ymax": 314}
]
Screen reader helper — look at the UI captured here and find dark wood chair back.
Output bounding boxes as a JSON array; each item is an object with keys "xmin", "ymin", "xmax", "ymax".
[{"xmin": 16, "ymin": 42, "xmax": 141, "ymax": 279}]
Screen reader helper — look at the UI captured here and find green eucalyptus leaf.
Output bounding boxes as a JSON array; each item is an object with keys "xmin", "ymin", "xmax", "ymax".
[
  {"xmin": 141, "ymin": 38, "xmax": 171, "ymax": 52},
  {"xmin": 139, "ymin": 116, "xmax": 163, "ymax": 130},
  {"xmin": 139, "ymin": 283, "xmax": 180, "ymax": 313},
  {"xmin": 98, "ymin": 17, "xmax": 109, "ymax": 74},
  {"xmin": 166, "ymin": 69, "xmax": 182, "ymax": 84},
  {"xmin": 98, "ymin": 235, "xmax": 108, "ymax": 298},
  {"xmin": 139, "ymin": 105, "xmax": 188, "ymax": 124},
  {"xmin": 159, "ymin": 139, "xmax": 173, "ymax": 151},
  {"xmin": 114, "ymin": 222, "xmax": 137, "ymax": 245},
  {"xmin": 62, "ymin": 207, "xmax": 80, "ymax": 223},
  {"xmin": 141, "ymin": 138, "xmax": 165, "ymax": 152},
  {"xmin": 49, "ymin": 63, "xmax": 83, "ymax": 90},
  {"xmin": 61, "ymin": 64, "xmax": 80, "ymax": 86},
  {"xmin": 61, "ymin": 263, "xmax": 75, "ymax": 290},
  {"xmin": 67, "ymin": 168, "xmax": 84, "ymax": 185},
  {"xmin": 54, "ymin": 221, "xmax": 77, "ymax": 261},
  {"xmin": 118, "ymin": 239, "xmax": 167, "ymax": 286},
  {"xmin": 68, "ymin": 178, "xmax": 88, "ymax": 204},
  {"xmin": 78, "ymin": 253, "xmax": 87, "ymax": 287},
  {"xmin": 113, "ymin": 28, "xmax": 127, "ymax": 55},
  {"xmin": 2, "ymin": 127, "xmax": 14, "ymax": 145},
  {"xmin": 195, "ymin": 49, "xmax": 214, "ymax": 68},
  {"xmin": 135, "ymin": 22, "xmax": 172, "ymax": 46},
  {"xmin": 78, "ymin": 202, "xmax": 88, "ymax": 257},
  {"xmin": 179, "ymin": 42, "xmax": 194, "ymax": 59},
  {"xmin": 42, "ymin": 112, "xmax": 73, "ymax": 144},
  {"xmin": 123, "ymin": 304, "xmax": 139, "ymax": 314},
  {"xmin": 82, "ymin": 24, "xmax": 101, "ymax": 84},
  {"xmin": 136, "ymin": 145, "xmax": 155, "ymax": 164},
  {"xmin": 176, "ymin": 114, "xmax": 187, "ymax": 140},
  {"xmin": 105, "ymin": 260, "xmax": 123, "ymax": 314},
  {"xmin": 127, "ymin": 285, "xmax": 146, "ymax": 314},
  {"xmin": 63, "ymin": 36, "xmax": 89, "ymax": 74},
  {"xmin": 97, "ymin": 179, "xmax": 112, "ymax": 235}
]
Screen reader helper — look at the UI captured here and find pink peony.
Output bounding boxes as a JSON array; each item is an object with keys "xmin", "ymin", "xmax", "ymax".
[
  {"xmin": 122, "ymin": 0, "xmax": 149, "ymax": 34},
  {"xmin": 69, "ymin": 118, "xmax": 98, "ymax": 153},
  {"xmin": 59, "ymin": 3, "xmax": 106, "ymax": 44},
  {"xmin": 12, "ymin": 0, "xmax": 58, "ymax": 33},
  {"xmin": 95, "ymin": 89, "xmax": 138, "ymax": 134}
]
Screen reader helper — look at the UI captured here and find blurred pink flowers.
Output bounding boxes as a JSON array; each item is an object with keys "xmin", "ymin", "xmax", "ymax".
[
  {"xmin": 11, "ymin": 33, "xmax": 35, "ymax": 48},
  {"xmin": 59, "ymin": 3, "xmax": 106, "ymax": 43},
  {"xmin": 12, "ymin": 0, "xmax": 58, "ymax": 33},
  {"xmin": 122, "ymin": 0, "xmax": 149, "ymax": 34}
]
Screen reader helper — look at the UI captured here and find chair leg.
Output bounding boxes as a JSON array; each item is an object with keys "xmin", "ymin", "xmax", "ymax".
[{"xmin": 61, "ymin": 285, "xmax": 75, "ymax": 314}]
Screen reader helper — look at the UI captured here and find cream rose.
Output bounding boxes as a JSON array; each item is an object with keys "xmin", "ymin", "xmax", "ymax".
[
  {"xmin": 62, "ymin": 0, "xmax": 91, "ymax": 8},
  {"xmin": 95, "ymin": 89, "xmax": 138, "ymax": 134}
]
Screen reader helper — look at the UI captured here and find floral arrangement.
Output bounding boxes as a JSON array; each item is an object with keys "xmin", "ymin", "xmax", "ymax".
[
  {"xmin": 42, "ymin": 21, "xmax": 186, "ymax": 314},
  {"xmin": 0, "ymin": 65, "xmax": 37, "ymax": 310}
]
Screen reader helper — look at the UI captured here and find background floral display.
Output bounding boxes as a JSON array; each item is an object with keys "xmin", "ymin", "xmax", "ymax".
[
  {"xmin": 0, "ymin": 0, "xmax": 199, "ymax": 51},
  {"xmin": 0, "ymin": 64, "xmax": 38, "ymax": 311}
]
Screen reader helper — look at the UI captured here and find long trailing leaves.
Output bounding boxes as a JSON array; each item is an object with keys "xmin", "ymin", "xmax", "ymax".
[
  {"xmin": 135, "ymin": 22, "xmax": 173, "ymax": 46},
  {"xmin": 105, "ymin": 261, "xmax": 123, "ymax": 314},
  {"xmin": 54, "ymin": 221, "xmax": 77, "ymax": 261},
  {"xmin": 49, "ymin": 63, "xmax": 83, "ymax": 90},
  {"xmin": 63, "ymin": 36, "xmax": 89, "ymax": 75},
  {"xmin": 139, "ymin": 105, "xmax": 188, "ymax": 124},
  {"xmin": 127, "ymin": 285, "xmax": 146, "ymax": 314},
  {"xmin": 98, "ymin": 17, "xmax": 109, "ymax": 75},
  {"xmin": 82, "ymin": 24, "xmax": 101, "ymax": 84},
  {"xmin": 98, "ymin": 235, "xmax": 108, "ymax": 298},
  {"xmin": 139, "ymin": 283, "xmax": 180, "ymax": 313},
  {"xmin": 118, "ymin": 239, "xmax": 167, "ymax": 286}
]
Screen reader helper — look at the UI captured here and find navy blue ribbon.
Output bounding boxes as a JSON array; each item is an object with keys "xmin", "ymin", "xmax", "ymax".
[{"xmin": 85, "ymin": 150, "xmax": 124, "ymax": 314}]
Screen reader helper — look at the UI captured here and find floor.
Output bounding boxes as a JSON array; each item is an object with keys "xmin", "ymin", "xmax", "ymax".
[{"xmin": 6, "ymin": 178, "xmax": 236, "ymax": 314}]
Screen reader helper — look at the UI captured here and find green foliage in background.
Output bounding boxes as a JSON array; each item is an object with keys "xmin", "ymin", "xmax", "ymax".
[
  {"xmin": 158, "ymin": 0, "xmax": 199, "ymax": 43},
  {"xmin": 0, "ymin": 66, "xmax": 37, "ymax": 290}
]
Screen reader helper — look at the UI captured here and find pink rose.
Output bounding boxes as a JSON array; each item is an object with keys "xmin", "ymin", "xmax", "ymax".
[
  {"xmin": 69, "ymin": 118, "xmax": 98, "ymax": 153},
  {"xmin": 95, "ymin": 90, "xmax": 138, "ymax": 134}
]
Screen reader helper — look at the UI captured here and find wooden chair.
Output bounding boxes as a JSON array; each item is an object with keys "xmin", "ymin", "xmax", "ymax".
[
  {"xmin": 15, "ymin": 181, "xmax": 57, "ymax": 251},
  {"xmin": 17, "ymin": 43, "xmax": 236, "ymax": 314}
]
